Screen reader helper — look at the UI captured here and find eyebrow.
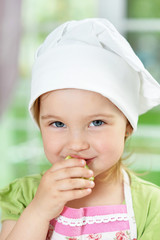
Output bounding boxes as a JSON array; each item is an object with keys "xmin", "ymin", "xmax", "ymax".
[
  {"xmin": 86, "ymin": 113, "xmax": 115, "ymax": 120},
  {"xmin": 41, "ymin": 114, "xmax": 61, "ymax": 120},
  {"xmin": 41, "ymin": 113, "xmax": 114, "ymax": 120}
]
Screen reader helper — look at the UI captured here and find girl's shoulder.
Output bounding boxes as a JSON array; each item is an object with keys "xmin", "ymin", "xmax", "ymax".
[
  {"xmin": 127, "ymin": 170, "xmax": 160, "ymax": 217},
  {"xmin": 129, "ymin": 171, "xmax": 160, "ymax": 198},
  {"xmin": 128, "ymin": 171, "xmax": 160, "ymax": 238},
  {"xmin": 0, "ymin": 172, "xmax": 43, "ymax": 222},
  {"xmin": 0, "ymin": 172, "xmax": 43, "ymax": 200},
  {"xmin": 129, "ymin": 170, "xmax": 160, "ymax": 208}
]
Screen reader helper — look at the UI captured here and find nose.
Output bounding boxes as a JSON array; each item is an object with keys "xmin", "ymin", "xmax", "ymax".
[{"xmin": 67, "ymin": 131, "xmax": 90, "ymax": 152}]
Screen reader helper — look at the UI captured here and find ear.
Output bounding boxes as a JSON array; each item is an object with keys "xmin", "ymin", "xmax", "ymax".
[{"xmin": 125, "ymin": 121, "xmax": 133, "ymax": 138}]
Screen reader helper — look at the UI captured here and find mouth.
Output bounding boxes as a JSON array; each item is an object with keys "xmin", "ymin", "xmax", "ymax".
[{"xmin": 70, "ymin": 155, "xmax": 94, "ymax": 165}]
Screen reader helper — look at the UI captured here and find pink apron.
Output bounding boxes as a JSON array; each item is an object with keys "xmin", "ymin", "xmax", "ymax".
[{"xmin": 46, "ymin": 170, "xmax": 137, "ymax": 240}]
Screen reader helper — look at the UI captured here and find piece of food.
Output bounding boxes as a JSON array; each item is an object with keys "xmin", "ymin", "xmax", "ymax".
[
  {"xmin": 65, "ymin": 155, "xmax": 72, "ymax": 160},
  {"xmin": 65, "ymin": 155, "xmax": 94, "ymax": 181}
]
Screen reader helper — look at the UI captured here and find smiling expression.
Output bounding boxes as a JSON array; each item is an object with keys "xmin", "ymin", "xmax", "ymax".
[{"xmin": 39, "ymin": 89, "xmax": 131, "ymax": 178}]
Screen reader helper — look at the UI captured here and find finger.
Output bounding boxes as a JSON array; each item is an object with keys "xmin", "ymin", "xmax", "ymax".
[
  {"xmin": 49, "ymin": 158, "xmax": 86, "ymax": 173},
  {"xmin": 64, "ymin": 188, "xmax": 92, "ymax": 202},
  {"xmin": 57, "ymin": 178, "xmax": 95, "ymax": 191},
  {"xmin": 53, "ymin": 167, "xmax": 94, "ymax": 181}
]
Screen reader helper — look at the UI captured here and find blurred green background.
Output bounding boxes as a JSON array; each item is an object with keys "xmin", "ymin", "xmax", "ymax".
[{"xmin": 0, "ymin": 0, "xmax": 160, "ymax": 189}]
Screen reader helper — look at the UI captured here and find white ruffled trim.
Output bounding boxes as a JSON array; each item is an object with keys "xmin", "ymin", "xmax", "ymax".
[{"xmin": 56, "ymin": 213, "xmax": 129, "ymax": 227}]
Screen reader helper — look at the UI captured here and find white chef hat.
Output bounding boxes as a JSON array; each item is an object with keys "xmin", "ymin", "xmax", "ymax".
[{"xmin": 29, "ymin": 18, "xmax": 160, "ymax": 131}]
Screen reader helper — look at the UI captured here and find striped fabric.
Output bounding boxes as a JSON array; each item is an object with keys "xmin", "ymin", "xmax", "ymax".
[{"xmin": 46, "ymin": 205, "xmax": 132, "ymax": 240}]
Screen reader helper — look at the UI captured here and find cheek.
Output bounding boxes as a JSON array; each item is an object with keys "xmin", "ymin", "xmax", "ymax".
[
  {"xmin": 41, "ymin": 131, "xmax": 62, "ymax": 163},
  {"xmin": 95, "ymin": 130, "xmax": 125, "ymax": 158}
]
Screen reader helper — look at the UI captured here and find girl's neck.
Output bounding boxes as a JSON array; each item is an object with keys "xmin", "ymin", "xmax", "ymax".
[{"xmin": 66, "ymin": 172, "xmax": 124, "ymax": 209}]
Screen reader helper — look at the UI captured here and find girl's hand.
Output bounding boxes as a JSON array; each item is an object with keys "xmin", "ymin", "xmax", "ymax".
[{"xmin": 29, "ymin": 158, "xmax": 94, "ymax": 222}]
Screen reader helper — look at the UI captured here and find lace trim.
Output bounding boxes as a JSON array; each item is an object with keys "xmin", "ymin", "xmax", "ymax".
[{"xmin": 56, "ymin": 213, "xmax": 129, "ymax": 227}]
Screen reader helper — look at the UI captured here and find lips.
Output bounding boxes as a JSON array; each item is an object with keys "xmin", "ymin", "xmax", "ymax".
[
  {"xmin": 70, "ymin": 155, "xmax": 94, "ymax": 165},
  {"xmin": 70, "ymin": 155, "xmax": 84, "ymax": 159},
  {"xmin": 85, "ymin": 158, "xmax": 94, "ymax": 165}
]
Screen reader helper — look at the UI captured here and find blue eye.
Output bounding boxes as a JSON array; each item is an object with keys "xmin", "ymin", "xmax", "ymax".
[
  {"xmin": 90, "ymin": 120, "xmax": 105, "ymax": 127},
  {"xmin": 52, "ymin": 121, "xmax": 66, "ymax": 128}
]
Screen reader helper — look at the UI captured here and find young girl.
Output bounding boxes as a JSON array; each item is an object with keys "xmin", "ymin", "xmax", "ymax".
[{"xmin": 0, "ymin": 18, "xmax": 160, "ymax": 240}]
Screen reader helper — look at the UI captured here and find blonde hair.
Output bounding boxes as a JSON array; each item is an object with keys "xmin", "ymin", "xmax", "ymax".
[{"xmin": 33, "ymin": 97, "xmax": 40, "ymax": 127}]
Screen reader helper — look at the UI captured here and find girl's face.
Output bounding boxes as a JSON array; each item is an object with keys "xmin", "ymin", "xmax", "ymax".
[{"xmin": 39, "ymin": 89, "xmax": 131, "ymax": 178}]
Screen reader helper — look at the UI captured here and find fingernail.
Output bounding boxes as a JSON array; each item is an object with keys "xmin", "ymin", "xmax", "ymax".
[
  {"xmin": 89, "ymin": 170, "xmax": 93, "ymax": 175},
  {"xmin": 89, "ymin": 181, "xmax": 95, "ymax": 186},
  {"xmin": 86, "ymin": 188, "xmax": 92, "ymax": 193},
  {"xmin": 81, "ymin": 160, "xmax": 86, "ymax": 165}
]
